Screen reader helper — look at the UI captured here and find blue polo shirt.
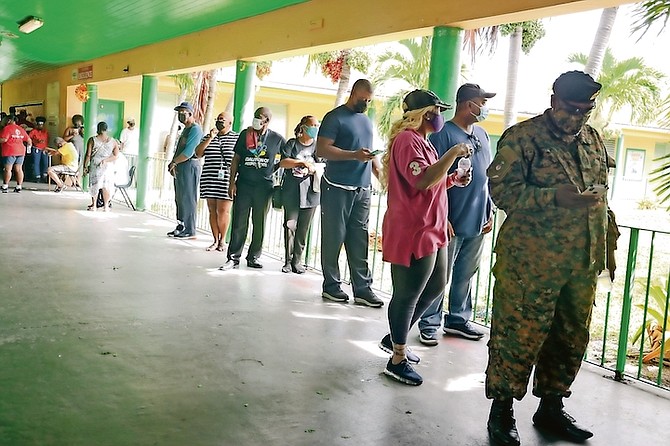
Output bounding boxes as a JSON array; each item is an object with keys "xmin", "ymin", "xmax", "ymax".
[
  {"xmin": 429, "ymin": 121, "xmax": 493, "ymax": 237},
  {"xmin": 318, "ymin": 104, "xmax": 373, "ymax": 188}
]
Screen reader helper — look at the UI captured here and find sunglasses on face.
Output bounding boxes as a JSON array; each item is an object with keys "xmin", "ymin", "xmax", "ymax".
[{"xmin": 560, "ymin": 99, "xmax": 596, "ymax": 116}]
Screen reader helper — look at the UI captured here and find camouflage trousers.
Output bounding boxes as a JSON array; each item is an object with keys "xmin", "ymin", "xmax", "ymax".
[{"xmin": 485, "ymin": 258, "xmax": 597, "ymax": 400}]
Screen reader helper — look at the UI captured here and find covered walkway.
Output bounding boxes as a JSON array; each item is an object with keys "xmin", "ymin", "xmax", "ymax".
[{"xmin": 0, "ymin": 187, "xmax": 667, "ymax": 446}]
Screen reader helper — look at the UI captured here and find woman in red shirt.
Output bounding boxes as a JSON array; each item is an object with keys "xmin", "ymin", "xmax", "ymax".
[
  {"xmin": 0, "ymin": 114, "xmax": 32, "ymax": 193},
  {"xmin": 378, "ymin": 90, "xmax": 471, "ymax": 385}
]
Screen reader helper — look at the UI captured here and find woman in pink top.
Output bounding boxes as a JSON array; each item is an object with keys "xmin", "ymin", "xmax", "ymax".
[{"xmin": 378, "ymin": 90, "xmax": 472, "ymax": 386}]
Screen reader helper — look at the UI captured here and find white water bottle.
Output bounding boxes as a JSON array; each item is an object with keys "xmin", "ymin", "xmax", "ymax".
[{"xmin": 457, "ymin": 157, "xmax": 471, "ymax": 179}]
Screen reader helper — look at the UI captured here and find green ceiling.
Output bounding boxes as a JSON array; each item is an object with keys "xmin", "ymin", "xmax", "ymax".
[{"xmin": 0, "ymin": 0, "xmax": 306, "ymax": 82}]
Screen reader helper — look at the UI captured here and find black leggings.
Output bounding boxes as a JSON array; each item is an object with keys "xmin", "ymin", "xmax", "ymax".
[{"xmin": 388, "ymin": 248, "xmax": 447, "ymax": 345}]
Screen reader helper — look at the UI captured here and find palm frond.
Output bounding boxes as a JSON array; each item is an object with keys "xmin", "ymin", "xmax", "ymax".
[{"xmin": 632, "ymin": 0, "xmax": 670, "ymax": 38}]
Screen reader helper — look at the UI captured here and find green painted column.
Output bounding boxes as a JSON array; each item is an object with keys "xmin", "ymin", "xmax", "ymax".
[
  {"xmin": 428, "ymin": 26, "xmax": 463, "ymax": 120},
  {"xmin": 135, "ymin": 75, "xmax": 158, "ymax": 211},
  {"xmin": 82, "ymin": 84, "xmax": 99, "ymax": 192},
  {"xmin": 610, "ymin": 133, "xmax": 624, "ymax": 199},
  {"xmin": 232, "ymin": 60, "xmax": 256, "ymax": 132}
]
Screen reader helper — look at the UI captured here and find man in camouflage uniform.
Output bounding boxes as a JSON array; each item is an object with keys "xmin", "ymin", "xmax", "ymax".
[{"xmin": 485, "ymin": 71, "xmax": 614, "ymax": 446}]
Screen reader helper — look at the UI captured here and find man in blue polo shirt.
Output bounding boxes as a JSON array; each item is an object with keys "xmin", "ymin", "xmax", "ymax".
[
  {"xmin": 316, "ymin": 79, "xmax": 383, "ymax": 308},
  {"xmin": 418, "ymin": 83, "xmax": 496, "ymax": 344}
]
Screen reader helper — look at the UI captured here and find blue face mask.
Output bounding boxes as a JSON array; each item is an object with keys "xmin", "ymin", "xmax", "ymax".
[
  {"xmin": 470, "ymin": 101, "xmax": 489, "ymax": 122},
  {"xmin": 304, "ymin": 125, "xmax": 319, "ymax": 139}
]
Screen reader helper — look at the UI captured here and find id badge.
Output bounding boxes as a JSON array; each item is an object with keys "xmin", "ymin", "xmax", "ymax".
[{"xmin": 217, "ymin": 169, "xmax": 225, "ymax": 180}]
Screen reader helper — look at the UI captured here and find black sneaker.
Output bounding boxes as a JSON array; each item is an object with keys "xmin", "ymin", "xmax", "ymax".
[
  {"xmin": 322, "ymin": 289, "xmax": 349, "ymax": 302},
  {"xmin": 354, "ymin": 290, "xmax": 384, "ymax": 308},
  {"xmin": 13, "ymin": 186, "xmax": 21, "ymax": 193},
  {"xmin": 1, "ymin": 186, "xmax": 8, "ymax": 193},
  {"xmin": 383, "ymin": 358, "xmax": 423, "ymax": 386},
  {"xmin": 167, "ymin": 224, "xmax": 185, "ymax": 237},
  {"xmin": 443, "ymin": 322, "xmax": 485, "ymax": 340},
  {"xmin": 419, "ymin": 331, "xmax": 439, "ymax": 346},
  {"xmin": 219, "ymin": 260, "xmax": 239, "ymax": 271},
  {"xmin": 379, "ymin": 334, "xmax": 420, "ymax": 364}
]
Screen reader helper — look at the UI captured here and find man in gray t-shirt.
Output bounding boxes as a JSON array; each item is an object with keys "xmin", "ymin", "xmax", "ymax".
[{"xmin": 316, "ymin": 79, "xmax": 383, "ymax": 308}]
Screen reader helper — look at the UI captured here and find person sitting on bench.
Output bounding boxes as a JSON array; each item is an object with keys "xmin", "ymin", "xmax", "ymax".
[{"xmin": 46, "ymin": 137, "xmax": 79, "ymax": 192}]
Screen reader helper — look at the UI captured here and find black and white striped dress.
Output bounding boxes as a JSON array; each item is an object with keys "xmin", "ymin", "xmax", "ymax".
[{"xmin": 199, "ymin": 131, "xmax": 239, "ymax": 200}]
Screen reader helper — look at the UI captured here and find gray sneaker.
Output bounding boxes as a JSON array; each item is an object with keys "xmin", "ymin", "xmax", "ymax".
[
  {"xmin": 443, "ymin": 322, "xmax": 485, "ymax": 340},
  {"xmin": 322, "ymin": 290, "xmax": 349, "ymax": 303},
  {"xmin": 354, "ymin": 290, "xmax": 384, "ymax": 308},
  {"xmin": 419, "ymin": 331, "xmax": 439, "ymax": 346}
]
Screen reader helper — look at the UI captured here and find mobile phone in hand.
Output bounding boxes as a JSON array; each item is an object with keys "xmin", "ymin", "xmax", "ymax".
[
  {"xmin": 369, "ymin": 149, "xmax": 384, "ymax": 156},
  {"xmin": 581, "ymin": 184, "xmax": 608, "ymax": 197}
]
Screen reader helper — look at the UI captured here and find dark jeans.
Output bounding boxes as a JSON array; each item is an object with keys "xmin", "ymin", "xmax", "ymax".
[
  {"xmin": 319, "ymin": 181, "xmax": 372, "ymax": 295},
  {"xmin": 227, "ymin": 181, "xmax": 272, "ymax": 262},
  {"xmin": 174, "ymin": 159, "xmax": 201, "ymax": 234},
  {"xmin": 418, "ymin": 233, "xmax": 486, "ymax": 334},
  {"xmin": 283, "ymin": 203, "xmax": 316, "ymax": 267},
  {"xmin": 33, "ymin": 150, "xmax": 48, "ymax": 178},
  {"xmin": 388, "ymin": 248, "xmax": 447, "ymax": 345}
]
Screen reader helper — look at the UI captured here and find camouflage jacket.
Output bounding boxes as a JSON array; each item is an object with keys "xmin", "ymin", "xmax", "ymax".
[{"xmin": 487, "ymin": 109, "xmax": 609, "ymax": 271}]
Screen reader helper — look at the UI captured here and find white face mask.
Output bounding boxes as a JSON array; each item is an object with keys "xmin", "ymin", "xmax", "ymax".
[
  {"xmin": 470, "ymin": 101, "xmax": 489, "ymax": 122},
  {"xmin": 252, "ymin": 117, "xmax": 264, "ymax": 131}
]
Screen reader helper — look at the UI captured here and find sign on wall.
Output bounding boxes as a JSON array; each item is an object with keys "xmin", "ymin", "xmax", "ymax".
[{"xmin": 78, "ymin": 65, "xmax": 93, "ymax": 81}]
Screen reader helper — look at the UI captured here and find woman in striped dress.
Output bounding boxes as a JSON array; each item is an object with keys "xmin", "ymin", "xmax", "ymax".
[{"xmin": 195, "ymin": 112, "xmax": 239, "ymax": 251}]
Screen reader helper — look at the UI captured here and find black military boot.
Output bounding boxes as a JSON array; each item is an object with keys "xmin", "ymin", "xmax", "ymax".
[
  {"xmin": 532, "ymin": 396, "xmax": 593, "ymax": 442},
  {"xmin": 487, "ymin": 399, "xmax": 521, "ymax": 446}
]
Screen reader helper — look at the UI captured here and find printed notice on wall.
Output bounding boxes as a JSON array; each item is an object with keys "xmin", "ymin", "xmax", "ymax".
[{"xmin": 78, "ymin": 65, "xmax": 93, "ymax": 80}]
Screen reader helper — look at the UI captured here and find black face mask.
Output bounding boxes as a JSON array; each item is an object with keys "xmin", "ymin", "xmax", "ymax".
[
  {"xmin": 215, "ymin": 121, "xmax": 226, "ymax": 131},
  {"xmin": 177, "ymin": 113, "xmax": 188, "ymax": 124},
  {"xmin": 353, "ymin": 100, "xmax": 368, "ymax": 114}
]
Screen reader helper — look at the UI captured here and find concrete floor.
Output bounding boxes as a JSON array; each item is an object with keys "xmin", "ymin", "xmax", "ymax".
[{"xmin": 0, "ymin": 184, "xmax": 667, "ymax": 446}]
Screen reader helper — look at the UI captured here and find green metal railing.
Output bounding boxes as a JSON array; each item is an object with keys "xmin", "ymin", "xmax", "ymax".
[{"xmin": 127, "ymin": 157, "xmax": 670, "ymax": 392}]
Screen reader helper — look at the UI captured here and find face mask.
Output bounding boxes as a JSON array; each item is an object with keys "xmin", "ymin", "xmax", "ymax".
[
  {"xmin": 177, "ymin": 113, "xmax": 188, "ymax": 124},
  {"xmin": 426, "ymin": 113, "xmax": 445, "ymax": 133},
  {"xmin": 353, "ymin": 100, "xmax": 368, "ymax": 114},
  {"xmin": 551, "ymin": 109, "xmax": 590, "ymax": 135},
  {"xmin": 252, "ymin": 117, "xmax": 264, "ymax": 131},
  {"xmin": 304, "ymin": 125, "xmax": 319, "ymax": 139},
  {"xmin": 215, "ymin": 121, "xmax": 226, "ymax": 131},
  {"xmin": 470, "ymin": 102, "xmax": 489, "ymax": 122}
]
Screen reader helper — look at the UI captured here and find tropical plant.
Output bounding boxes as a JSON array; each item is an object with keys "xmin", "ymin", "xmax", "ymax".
[
  {"xmin": 255, "ymin": 61, "xmax": 272, "ymax": 80},
  {"xmin": 371, "ymin": 36, "xmax": 432, "ymax": 138},
  {"xmin": 584, "ymin": 7, "xmax": 619, "ymax": 78},
  {"xmin": 166, "ymin": 73, "xmax": 196, "ymax": 156},
  {"xmin": 632, "ymin": 0, "xmax": 670, "ymax": 37},
  {"xmin": 305, "ymin": 49, "xmax": 371, "ymax": 106},
  {"xmin": 498, "ymin": 20, "xmax": 545, "ymax": 129},
  {"xmin": 568, "ymin": 48, "xmax": 664, "ymax": 131},
  {"xmin": 650, "ymin": 153, "xmax": 670, "ymax": 209},
  {"xmin": 631, "ymin": 277, "xmax": 670, "ymax": 364}
]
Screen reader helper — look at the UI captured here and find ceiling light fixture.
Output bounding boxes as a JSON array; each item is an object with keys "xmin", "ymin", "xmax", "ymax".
[{"xmin": 17, "ymin": 16, "xmax": 44, "ymax": 34}]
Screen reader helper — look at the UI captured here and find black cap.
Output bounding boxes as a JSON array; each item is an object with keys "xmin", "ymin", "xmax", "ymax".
[
  {"xmin": 35, "ymin": 116, "xmax": 46, "ymax": 124},
  {"xmin": 553, "ymin": 71, "xmax": 601, "ymax": 103},
  {"xmin": 402, "ymin": 89, "xmax": 451, "ymax": 112},
  {"xmin": 174, "ymin": 101, "xmax": 194, "ymax": 113},
  {"xmin": 456, "ymin": 83, "xmax": 496, "ymax": 103}
]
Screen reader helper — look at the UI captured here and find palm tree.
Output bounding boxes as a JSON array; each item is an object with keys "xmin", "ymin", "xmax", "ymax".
[
  {"xmin": 568, "ymin": 49, "xmax": 664, "ymax": 131},
  {"xmin": 371, "ymin": 37, "xmax": 432, "ymax": 138},
  {"xmin": 166, "ymin": 73, "xmax": 196, "ymax": 156},
  {"xmin": 584, "ymin": 7, "xmax": 619, "ymax": 78},
  {"xmin": 499, "ymin": 20, "xmax": 545, "ymax": 129},
  {"xmin": 305, "ymin": 49, "xmax": 371, "ymax": 106}
]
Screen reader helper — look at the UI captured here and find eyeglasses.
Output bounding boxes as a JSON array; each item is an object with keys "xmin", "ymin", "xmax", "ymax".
[{"xmin": 467, "ymin": 133, "xmax": 482, "ymax": 151}]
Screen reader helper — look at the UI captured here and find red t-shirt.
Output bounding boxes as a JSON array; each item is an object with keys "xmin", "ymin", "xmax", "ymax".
[
  {"xmin": 28, "ymin": 128, "xmax": 49, "ymax": 149},
  {"xmin": 1, "ymin": 123, "xmax": 30, "ymax": 157},
  {"xmin": 382, "ymin": 129, "xmax": 449, "ymax": 267}
]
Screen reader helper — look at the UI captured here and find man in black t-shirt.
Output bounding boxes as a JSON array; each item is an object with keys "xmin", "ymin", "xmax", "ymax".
[{"xmin": 220, "ymin": 107, "xmax": 286, "ymax": 270}]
